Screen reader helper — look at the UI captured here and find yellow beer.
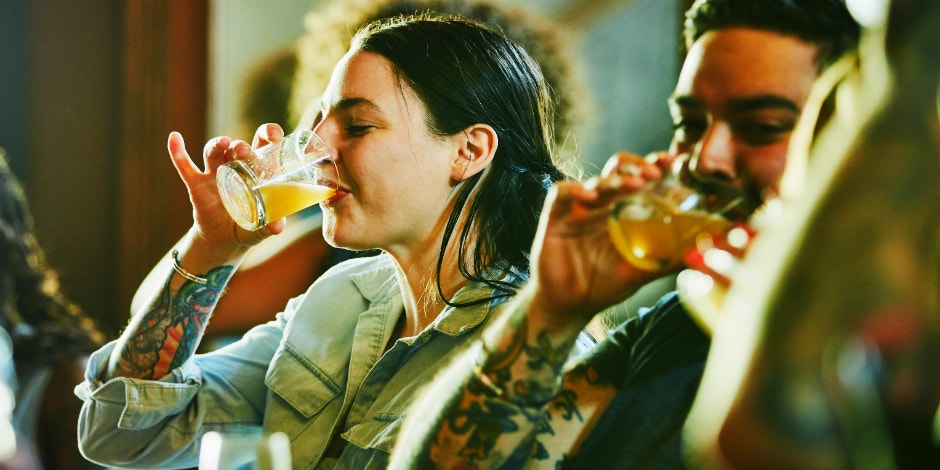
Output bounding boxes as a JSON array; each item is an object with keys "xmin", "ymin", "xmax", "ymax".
[
  {"xmin": 608, "ymin": 195, "xmax": 730, "ymax": 271},
  {"xmin": 258, "ymin": 181, "xmax": 336, "ymax": 222}
]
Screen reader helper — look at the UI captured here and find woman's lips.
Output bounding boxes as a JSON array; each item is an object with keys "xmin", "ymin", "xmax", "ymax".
[{"xmin": 322, "ymin": 185, "xmax": 349, "ymax": 205}]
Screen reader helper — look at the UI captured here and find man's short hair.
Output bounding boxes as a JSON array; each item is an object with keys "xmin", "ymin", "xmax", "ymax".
[{"xmin": 684, "ymin": 0, "xmax": 860, "ymax": 70}]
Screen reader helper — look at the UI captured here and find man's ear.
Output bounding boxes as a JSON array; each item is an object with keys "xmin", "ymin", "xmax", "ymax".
[{"xmin": 451, "ymin": 123, "xmax": 498, "ymax": 182}]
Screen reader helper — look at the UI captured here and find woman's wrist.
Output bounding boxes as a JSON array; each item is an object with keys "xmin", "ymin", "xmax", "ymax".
[
  {"xmin": 181, "ymin": 228, "xmax": 252, "ymax": 271},
  {"xmin": 520, "ymin": 283, "xmax": 596, "ymax": 342}
]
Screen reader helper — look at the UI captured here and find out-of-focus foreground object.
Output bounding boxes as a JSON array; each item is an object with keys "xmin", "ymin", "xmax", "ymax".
[{"xmin": 684, "ymin": 0, "xmax": 940, "ymax": 468}]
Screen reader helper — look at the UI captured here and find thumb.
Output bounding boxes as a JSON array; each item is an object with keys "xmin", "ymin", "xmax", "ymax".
[{"xmin": 167, "ymin": 132, "xmax": 200, "ymax": 181}]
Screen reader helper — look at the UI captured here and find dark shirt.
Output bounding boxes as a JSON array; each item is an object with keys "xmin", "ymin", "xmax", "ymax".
[{"xmin": 569, "ymin": 292, "xmax": 711, "ymax": 470}]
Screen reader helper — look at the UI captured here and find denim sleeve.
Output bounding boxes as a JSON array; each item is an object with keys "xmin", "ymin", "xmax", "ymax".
[{"xmin": 74, "ymin": 312, "xmax": 286, "ymax": 469}]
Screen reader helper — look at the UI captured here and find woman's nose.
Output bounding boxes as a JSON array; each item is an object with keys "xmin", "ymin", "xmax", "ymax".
[{"xmin": 312, "ymin": 119, "xmax": 338, "ymax": 154}]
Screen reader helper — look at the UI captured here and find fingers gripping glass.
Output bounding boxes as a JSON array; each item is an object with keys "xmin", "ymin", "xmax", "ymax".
[{"xmin": 217, "ymin": 130, "xmax": 336, "ymax": 231}]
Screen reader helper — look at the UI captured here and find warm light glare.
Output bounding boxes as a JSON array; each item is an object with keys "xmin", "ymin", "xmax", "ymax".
[
  {"xmin": 198, "ymin": 432, "xmax": 222, "ymax": 470},
  {"xmin": 847, "ymin": 0, "xmax": 888, "ymax": 28},
  {"xmin": 726, "ymin": 227, "xmax": 750, "ymax": 250}
]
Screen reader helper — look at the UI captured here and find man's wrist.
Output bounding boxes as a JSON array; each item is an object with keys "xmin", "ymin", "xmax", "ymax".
[{"xmin": 474, "ymin": 290, "xmax": 578, "ymax": 407}]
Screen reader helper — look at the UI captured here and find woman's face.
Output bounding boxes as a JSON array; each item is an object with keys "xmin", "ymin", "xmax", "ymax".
[{"xmin": 314, "ymin": 50, "xmax": 461, "ymax": 254}]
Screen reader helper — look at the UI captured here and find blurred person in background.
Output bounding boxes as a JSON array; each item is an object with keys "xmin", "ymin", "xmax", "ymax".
[
  {"xmin": 0, "ymin": 149, "xmax": 105, "ymax": 469},
  {"xmin": 685, "ymin": 0, "xmax": 940, "ymax": 466}
]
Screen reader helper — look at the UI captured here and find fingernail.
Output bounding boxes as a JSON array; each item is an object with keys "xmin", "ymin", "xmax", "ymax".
[
  {"xmin": 619, "ymin": 163, "xmax": 642, "ymax": 176},
  {"xmin": 604, "ymin": 175, "xmax": 622, "ymax": 189}
]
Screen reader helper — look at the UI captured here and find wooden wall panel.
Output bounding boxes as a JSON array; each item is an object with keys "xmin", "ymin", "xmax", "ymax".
[{"xmin": 117, "ymin": 0, "xmax": 208, "ymax": 322}]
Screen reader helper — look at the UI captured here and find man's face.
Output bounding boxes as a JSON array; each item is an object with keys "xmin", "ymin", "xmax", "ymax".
[{"xmin": 669, "ymin": 27, "xmax": 821, "ymax": 219}]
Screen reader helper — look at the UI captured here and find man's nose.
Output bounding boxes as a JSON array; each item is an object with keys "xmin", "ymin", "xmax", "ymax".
[{"xmin": 690, "ymin": 122, "xmax": 737, "ymax": 182}]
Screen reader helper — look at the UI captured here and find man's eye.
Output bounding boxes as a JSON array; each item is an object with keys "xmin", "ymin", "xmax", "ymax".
[{"xmin": 736, "ymin": 121, "xmax": 794, "ymax": 145}]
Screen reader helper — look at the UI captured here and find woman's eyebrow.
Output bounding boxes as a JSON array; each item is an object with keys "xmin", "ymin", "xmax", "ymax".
[{"xmin": 326, "ymin": 96, "xmax": 383, "ymax": 114}]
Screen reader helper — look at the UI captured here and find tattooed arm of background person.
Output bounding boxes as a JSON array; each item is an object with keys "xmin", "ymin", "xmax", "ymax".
[{"xmin": 391, "ymin": 287, "xmax": 619, "ymax": 469}]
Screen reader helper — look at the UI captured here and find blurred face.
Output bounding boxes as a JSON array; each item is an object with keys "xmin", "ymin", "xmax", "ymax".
[
  {"xmin": 669, "ymin": 28, "xmax": 820, "ymax": 219},
  {"xmin": 314, "ymin": 50, "xmax": 460, "ymax": 253}
]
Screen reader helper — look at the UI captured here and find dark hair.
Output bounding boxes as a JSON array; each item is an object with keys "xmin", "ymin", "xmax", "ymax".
[
  {"xmin": 684, "ymin": 0, "xmax": 860, "ymax": 70},
  {"xmin": 0, "ymin": 150, "xmax": 104, "ymax": 369},
  {"xmin": 352, "ymin": 15, "xmax": 567, "ymax": 304}
]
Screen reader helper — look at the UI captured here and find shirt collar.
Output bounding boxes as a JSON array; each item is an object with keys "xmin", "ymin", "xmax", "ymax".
[{"xmin": 350, "ymin": 253, "xmax": 521, "ymax": 336}]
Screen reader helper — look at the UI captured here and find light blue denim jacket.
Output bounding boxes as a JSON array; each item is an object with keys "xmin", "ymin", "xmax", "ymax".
[{"xmin": 75, "ymin": 254, "xmax": 514, "ymax": 469}]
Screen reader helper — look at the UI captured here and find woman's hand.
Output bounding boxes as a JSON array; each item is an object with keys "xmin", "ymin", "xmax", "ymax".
[{"xmin": 166, "ymin": 124, "xmax": 288, "ymax": 259}]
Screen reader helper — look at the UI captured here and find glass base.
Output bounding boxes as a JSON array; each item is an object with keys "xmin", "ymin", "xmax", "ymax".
[{"xmin": 217, "ymin": 160, "xmax": 266, "ymax": 230}]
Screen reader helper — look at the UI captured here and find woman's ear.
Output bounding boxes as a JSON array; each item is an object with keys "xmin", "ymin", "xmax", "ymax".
[{"xmin": 451, "ymin": 123, "xmax": 498, "ymax": 182}]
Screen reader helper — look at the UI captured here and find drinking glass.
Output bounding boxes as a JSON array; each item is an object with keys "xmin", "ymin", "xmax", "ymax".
[
  {"xmin": 607, "ymin": 159, "xmax": 735, "ymax": 271},
  {"xmin": 198, "ymin": 431, "xmax": 291, "ymax": 470},
  {"xmin": 217, "ymin": 129, "xmax": 336, "ymax": 231}
]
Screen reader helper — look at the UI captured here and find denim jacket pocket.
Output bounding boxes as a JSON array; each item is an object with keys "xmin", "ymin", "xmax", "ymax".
[
  {"xmin": 265, "ymin": 345, "xmax": 342, "ymax": 418},
  {"xmin": 342, "ymin": 413, "xmax": 404, "ymax": 453}
]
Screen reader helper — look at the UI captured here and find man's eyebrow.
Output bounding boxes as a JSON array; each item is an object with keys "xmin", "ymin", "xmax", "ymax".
[
  {"xmin": 726, "ymin": 95, "xmax": 801, "ymax": 114},
  {"xmin": 668, "ymin": 94, "xmax": 800, "ymax": 114}
]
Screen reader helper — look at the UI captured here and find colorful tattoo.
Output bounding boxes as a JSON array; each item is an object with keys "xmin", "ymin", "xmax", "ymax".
[{"xmin": 119, "ymin": 266, "xmax": 233, "ymax": 379}]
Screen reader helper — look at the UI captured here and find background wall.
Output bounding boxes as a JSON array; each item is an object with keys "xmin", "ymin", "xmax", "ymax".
[
  {"xmin": 1, "ymin": 0, "xmax": 124, "ymax": 333},
  {"xmin": 209, "ymin": 0, "xmax": 318, "ymax": 138}
]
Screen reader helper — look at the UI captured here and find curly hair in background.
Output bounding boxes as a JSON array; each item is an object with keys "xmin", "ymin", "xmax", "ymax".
[
  {"xmin": 0, "ymin": 155, "xmax": 103, "ymax": 368},
  {"xmin": 291, "ymin": 0, "xmax": 587, "ymax": 156},
  {"xmin": 239, "ymin": 46, "xmax": 299, "ymax": 136},
  {"xmin": 0, "ymin": 148, "xmax": 105, "ymax": 469}
]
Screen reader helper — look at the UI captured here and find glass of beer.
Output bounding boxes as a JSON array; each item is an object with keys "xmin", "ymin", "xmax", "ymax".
[
  {"xmin": 607, "ymin": 159, "xmax": 734, "ymax": 271},
  {"xmin": 217, "ymin": 129, "xmax": 336, "ymax": 231}
]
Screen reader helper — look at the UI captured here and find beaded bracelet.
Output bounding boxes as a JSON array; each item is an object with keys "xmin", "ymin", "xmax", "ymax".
[{"xmin": 171, "ymin": 250, "xmax": 208, "ymax": 285}]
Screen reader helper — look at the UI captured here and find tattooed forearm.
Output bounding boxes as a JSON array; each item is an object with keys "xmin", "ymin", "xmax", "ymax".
[
  {"xmin": 450, "ymin": 398, "xmax": 522, "ymax": 460},
  {"xmin": 424, "ymin": 292, "xmax": 617, "ymax": 469},
  {"xmin": 481, "ymin": 311, "xmax": 572, "ymax": 407},
  {"xmin": 117, "ymin": 266, "xmax": 233, "ymax": 379},
  {"xmin": 435, "ymin": 307, "xmax": 579, "ymax": 465}
]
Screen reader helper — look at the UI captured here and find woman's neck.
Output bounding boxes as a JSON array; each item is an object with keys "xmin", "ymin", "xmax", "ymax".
[
  {"xmin": 389, "ymin": 237, "xmax": 468, "ymax": 338},
  {"xmin": 388, "ymin": 181, "xmax": 480, "ymax": 337}
]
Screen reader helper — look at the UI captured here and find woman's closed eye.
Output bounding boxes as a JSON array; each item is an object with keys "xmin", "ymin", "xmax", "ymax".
[{"xmin": 345, "ymin": 125, "xmax": 375, "ymax": 137}]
